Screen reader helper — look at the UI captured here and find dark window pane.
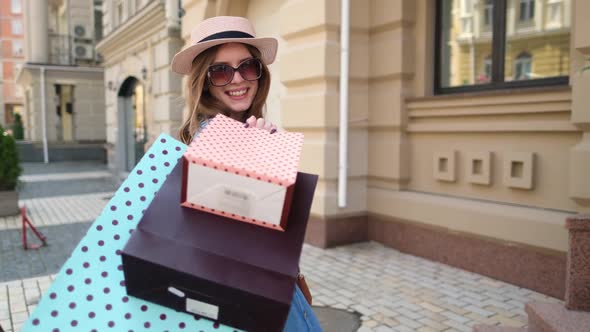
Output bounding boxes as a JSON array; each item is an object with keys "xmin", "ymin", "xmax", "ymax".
[{"xmin": 519, "ymin": 0, "xmax": 535, "ymax": 21}]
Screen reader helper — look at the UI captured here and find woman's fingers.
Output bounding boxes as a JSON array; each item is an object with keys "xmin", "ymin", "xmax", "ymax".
[
  {"xmin": 244, "ymin": 116, "xmax": 277, "ymax": 133},
  {"xmin": 246, "ymin": 115, "xmax": 257, "ymax": 128}
]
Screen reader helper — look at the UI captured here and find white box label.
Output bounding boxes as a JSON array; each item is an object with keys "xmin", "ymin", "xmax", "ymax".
[
  {"xmin": 186, "ymin": 297, "xmax": 219, "ymax": 320},
  {"xmin": 186, "ymin": 164, "xmax": 287, "ymax": 225}
]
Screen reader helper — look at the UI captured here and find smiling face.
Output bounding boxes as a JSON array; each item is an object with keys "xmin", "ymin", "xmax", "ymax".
[{"xmin": 209, "ymin": 43, "xmax": 259, "ymax": 120}]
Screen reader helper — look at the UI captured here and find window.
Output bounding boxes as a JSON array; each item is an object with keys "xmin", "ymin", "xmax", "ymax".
[
  {"xmin": 116, "ymin": 1, "xmax": 123, "ymax": 26},
  {"xmin": 461, "ymin": 0, "xmax": 472, "ymax": 15},
  {"xmin": 481, "ymin": 56, "xmax": 492, "ymax": 83},
  {"xmin": 12, "ymin": 40, "xmax": 23, "ymax": 57},
  {"xmin": 460, "ymin": 0, "xmax": 473, "ymax": 34},
  {"xmin": 5, "ymin": 105, "xmax": 15, "ymax": 125},
  {"xmin": 11, "ymin": 20, "xmax": 22, "ymax": 35},
  {"xmin": 484, "ymin": 0, "xmax": 493, "ymax": 26},
  {"xmin": 435, "ymin": 0, "xmax": 569, "ymax": 94},
  {"xmin": 11, "ymin": 0, "xmax": 21, "ymax": 13},
  {"xmin": 547, "ymin": 0, "xmax": 561, "ymax": 25},
  {"xmin": 519, "ymin": 0, "xmax": 535, "ymax": 22},
  {"xmin": 94, "ymin": 2, "xmax": 103, "ymax": 41},
  {"xmin": 513, "ymin": 53, "xmax": 532, "ymax": 80}
]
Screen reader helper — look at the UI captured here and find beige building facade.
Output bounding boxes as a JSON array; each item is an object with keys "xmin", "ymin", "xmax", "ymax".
[
  {"xmin": 17, "ymin": 0, "xmax": 105, "ymax": 145},
  {"xmin": 96, "ymin": 0, "xmax": 184, "ymax": 176},
  {"xmin": 173, "ymin": 0, "xmax": 588, "ymax": 300}
]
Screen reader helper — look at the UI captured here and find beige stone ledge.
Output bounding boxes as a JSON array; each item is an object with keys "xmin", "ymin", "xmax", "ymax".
[
  {"xmin": 367, "ymin": 188, "xmax": 571, "ymax": 252},
  {"xmin": 370, "ymin": 0, "xmax": 416, "ymax": 29},
  {"xmin": 280, "ymin": 24, "xmax": 339, "ymax": 43},
  {"xmin": 408, "ymin": 101, "xmax": 570, "ymax": 118},
  {"xmin": 407, "ymin": 86, "xmax": 570, "ymax": 103},
  {"xmin": 370, "ymin": 28, "xmax": 415, "ymax": 77},
  {"xmin": 367, "ymin": 176, "xmax": 409, "ymax": 191},
  {"xmin": 369, "ymin": 20, "xmax": 415, "ymax": 35},
  {"xmin": 406, "ymin": 120, "xmax": 578, "ymax": 133},
  {"xmin": 279, "ymin": 0, "xmax": 339, "ymax": 39},
  {"xmin": 369, "ymin": 72, "xmax": 415, "ymax": 83},
  {"xmin": 280, "ymin": 43, "xmax": 340, "ymax": 83}
]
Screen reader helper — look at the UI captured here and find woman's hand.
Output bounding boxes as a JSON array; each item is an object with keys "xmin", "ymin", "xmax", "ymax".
[{"xmin": 245, "ymin": 115, "xmax": 277, "ymax": 134}]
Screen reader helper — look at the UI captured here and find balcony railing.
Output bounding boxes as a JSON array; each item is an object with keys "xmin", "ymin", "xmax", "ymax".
[{"xmin": 49, "ymin": 33, "xmax": 74, "ymax": 65}]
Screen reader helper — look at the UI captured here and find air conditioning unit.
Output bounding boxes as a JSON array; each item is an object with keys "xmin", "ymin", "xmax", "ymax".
[
  {"xmin": 72, "ymin": 23, "xmax": 91, "ymax": 39},
  {"xmin": 73, "ymin": 43, "xmax": 94, "ymax": 60}
]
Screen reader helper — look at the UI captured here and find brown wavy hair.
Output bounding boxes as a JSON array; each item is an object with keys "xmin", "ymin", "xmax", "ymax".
[{"xmin": 178, "ymin": 43, "xmax": 271, "ymax": 144}]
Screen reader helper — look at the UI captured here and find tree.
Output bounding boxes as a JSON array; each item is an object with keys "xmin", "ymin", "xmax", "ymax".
[{"xmin": 0, "ymin": 123, "xmax": 22, "ymax": 191}]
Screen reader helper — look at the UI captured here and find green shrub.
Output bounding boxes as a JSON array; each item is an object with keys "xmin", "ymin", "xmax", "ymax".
[
  {"xmin": 12, "ymin": 113, "xmax": 24, "ymax": 140},
  {"xmin": 0, "ymin": 123, "xmax": 22, "ymax": 191}
]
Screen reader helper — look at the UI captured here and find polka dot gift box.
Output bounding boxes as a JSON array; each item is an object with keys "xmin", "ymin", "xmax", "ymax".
[
  {"xmin": 22, "ymin": 134, "xmax": 242, "ymax": 332},
  {"xmin": 182, "ymin": 114, "xmax": 304, "ymax": 231}
]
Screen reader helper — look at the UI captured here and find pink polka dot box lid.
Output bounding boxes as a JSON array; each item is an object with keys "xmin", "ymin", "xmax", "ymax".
[{"xmin": 185, "ymin": 114, "xmax": 304, "ymax": 187}]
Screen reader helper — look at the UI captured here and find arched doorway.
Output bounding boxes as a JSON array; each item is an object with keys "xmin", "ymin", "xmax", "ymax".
[{"xmin": 117, "ymin": 77, "xmax": 146, "ymax": 173}]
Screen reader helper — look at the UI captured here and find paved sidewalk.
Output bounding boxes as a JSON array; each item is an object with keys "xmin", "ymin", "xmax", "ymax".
[
  {"xmin": 0, "ymin": 193, "xmax": 113, "ymax": 231},
  {"xmin": 0, "ymin": 162, "xmax": 562, "ymax": 332},
  {"xmin": 0, "ymin": 242, "xmax": 562, "ymax": 332},
  {"xmin": 17, "ymin": 162, "xmax": 118, "ymax": 200},
  {"xmin": 0, "ymin": 222, "xmax": 92, "ymax": 282}
]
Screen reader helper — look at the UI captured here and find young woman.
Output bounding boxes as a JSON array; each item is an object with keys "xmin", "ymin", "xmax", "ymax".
[{"xmin": 171, "ymin": 16, "xmax": 322, "ymax": 332}]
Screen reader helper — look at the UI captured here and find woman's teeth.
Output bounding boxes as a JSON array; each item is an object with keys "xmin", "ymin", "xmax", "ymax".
[{"xmin": 228, "ymin": 89, "xmax": 247, "ymax": 96}]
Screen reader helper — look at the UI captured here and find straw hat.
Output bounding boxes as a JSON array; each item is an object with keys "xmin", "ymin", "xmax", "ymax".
[{"xmin": 171, "ymin": 16, "xmax": 278, "ymax": 75}]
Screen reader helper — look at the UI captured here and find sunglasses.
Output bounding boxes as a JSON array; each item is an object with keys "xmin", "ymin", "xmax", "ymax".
[{"xmin": 207, "ymin": 58, "xmax": 263, "ymax": 87}]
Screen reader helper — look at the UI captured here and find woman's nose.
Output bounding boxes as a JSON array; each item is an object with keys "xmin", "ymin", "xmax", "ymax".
[{"xmin": 231, "ymin": 69, "xmax": 245, "ymax": 84}]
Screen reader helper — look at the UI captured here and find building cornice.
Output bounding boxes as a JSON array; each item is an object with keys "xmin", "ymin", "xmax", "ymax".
[
  {"xmin": 96, "ymin": 1, "xmax": 167, "ymax": 61},
  {"xmin": 16, "ymin": 62, "xmax": 104, "ymax": 85},
  {"xmin": 21, "ymin": 63, "xmax": 104, "ymax": 72}
]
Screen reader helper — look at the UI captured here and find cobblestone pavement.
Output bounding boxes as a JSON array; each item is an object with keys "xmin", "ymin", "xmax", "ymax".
[
  {"xmin": 0, "ymin": 162, "xmax": 562, "ymax": 332},
  {"xmin": 0, "ymin": 193, "xmax": 112, "ymax": 230},
  {"xmin": 0, "ymin": 222, "xmax": 92, "ymax": 282}
]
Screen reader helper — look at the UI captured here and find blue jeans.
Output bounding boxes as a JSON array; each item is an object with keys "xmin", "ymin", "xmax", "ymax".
[{"xmin": 283, "ymin": 285, "xmax": 323, "ymax": 332}]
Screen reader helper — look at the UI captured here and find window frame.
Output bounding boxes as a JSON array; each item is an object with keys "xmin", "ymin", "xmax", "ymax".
[
  {"xmin": 11, "ymin": 20, "xmax": 22, "ymax": 35},
  {"xmin": 10, "ymin": 0, "xmax": 21, "ymax": 14},
  {"xmin": 483, "ymin": 56, "xmax": 492, "ymax": 83},
  {"xmin": 12, "ymin": 40, "xmax": 23, "ymax": 57},
  {"xmin": 547, "ymin": 0, "xmax": 562, "ymax": 25},
  {"xmin": 483, "ymin": 0, "xmax": 493, "ymax": 26},
  {"xmin": 519, "ymin": 0, "xmax": 535, "ymax": 21},
  {"xmin": 116, "ymin": 1, "xmax": 124, "ymax": 26},
  {"xmin": 514, "ymin": 52, "xmax": 532, "ymax": 80},
  {"xmin": 434, "ymin": 0, "xmax": 568, "ymax": 95}
]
